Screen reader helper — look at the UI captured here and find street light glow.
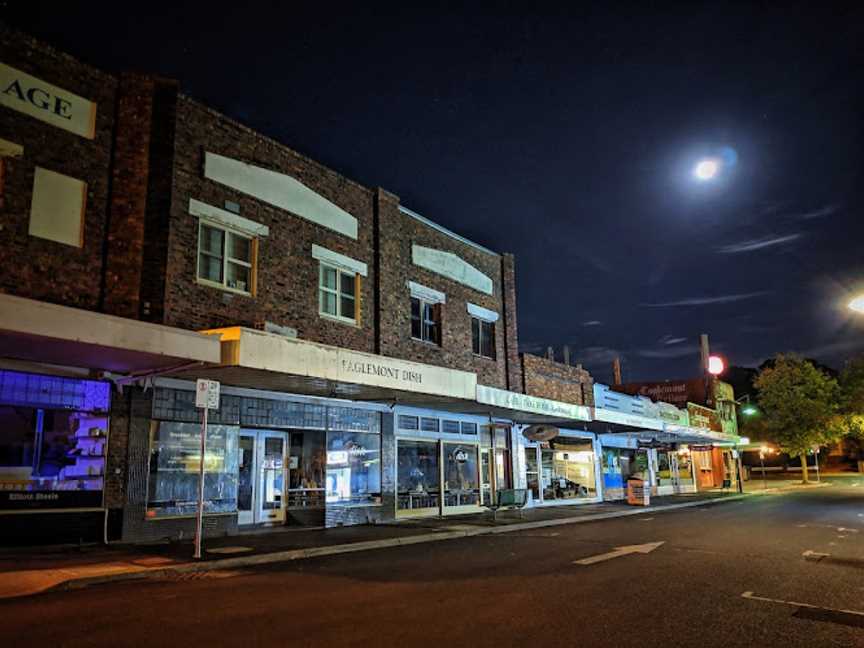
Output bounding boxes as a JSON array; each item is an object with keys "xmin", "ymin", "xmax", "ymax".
[
  {"xmin": 742, "ymin": 405, "xmax": 757, "ymax": 416},
  {"xmin": 707, "ymin": 355, "xmax": 725, "ymax": 375},
  {"xmin": 848, "ymin": 295, "xmax": 864, "ymax": 313},
  {"xmin": 693, "ymin": 158, "xmax": 720, "ymax": 181}
]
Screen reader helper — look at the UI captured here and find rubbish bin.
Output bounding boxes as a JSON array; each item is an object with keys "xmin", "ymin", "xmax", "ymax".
[{"xmin": 627, "ymin": 478, "xmax": 650, "ymax": 506}]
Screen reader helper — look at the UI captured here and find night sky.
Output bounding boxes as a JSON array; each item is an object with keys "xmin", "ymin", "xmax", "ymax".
[{"xmin": 5, "ymin": 3, "xmax": 864, "ymax": 383}]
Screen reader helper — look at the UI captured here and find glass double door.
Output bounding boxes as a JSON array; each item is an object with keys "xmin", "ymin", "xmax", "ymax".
[
  {"xmin": 396, "ymin": 439, "xmax": 483, "ymax": 517},
  {"xmin": 238, "ymin": 430, "xmax": 287, "ymax": 526}
]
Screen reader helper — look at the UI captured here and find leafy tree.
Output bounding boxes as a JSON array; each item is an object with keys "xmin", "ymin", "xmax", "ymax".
[
  {"xmin": 825, "ymin": 357, "xmax": 864, "ymax": 445},
  {"xmin": 754, "ymin": 354, "xmax": 839, "ymax": 482}
]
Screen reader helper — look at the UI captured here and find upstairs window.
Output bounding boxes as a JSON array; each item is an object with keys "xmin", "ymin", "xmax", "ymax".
[
  {"xmin": 197, "ymin": 221, "xmax": 254, "ymax": 294},
  {"xmin": 411, "ymin": 297, "xmax": 441, "ymax": 345},
  {"xmin": 471, "ymin": 317, "xmax": 496, "ymax": 360},
  {"xmin": 319, "ymin": 263, "xmax": 357, "ymax": 324}
]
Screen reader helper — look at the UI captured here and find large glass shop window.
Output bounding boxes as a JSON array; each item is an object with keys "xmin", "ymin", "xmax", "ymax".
[
  {"xmin": 397, "ymin": 439, "xmax": 440, "ymax": 512},
  {"xmin": 146, "ymin": 422, "xmax": 239, "ymax": 518},
  {"xmin": 443, "ymin": 443, "xmax": 480, "ymax": 507},
  {"xmin": 325, "ymin": 431, "xmax": 381, "ymax": 505},
  {"xmin": 0, "ymin": 406, "xmax": 108, "ymax": 509},
  {"xmin": 541, "ymin": 440, "xmax": 596, "ymax": 500}
]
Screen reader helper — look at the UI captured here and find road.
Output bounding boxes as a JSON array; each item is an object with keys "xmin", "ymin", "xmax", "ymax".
[{"xmin": 2, "ymin": 477, "xmax": 863, "ymax": 647}]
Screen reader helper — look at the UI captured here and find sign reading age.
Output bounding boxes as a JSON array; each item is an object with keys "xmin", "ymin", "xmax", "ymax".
[{"xmin": 0, "ymin": 63, "xmax": 97, "ymax": 139}]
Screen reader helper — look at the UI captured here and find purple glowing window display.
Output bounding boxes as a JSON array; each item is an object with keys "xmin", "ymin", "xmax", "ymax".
[{"xmin": 0, "ymin": 370, "xmax": 110, "ymax": 412}]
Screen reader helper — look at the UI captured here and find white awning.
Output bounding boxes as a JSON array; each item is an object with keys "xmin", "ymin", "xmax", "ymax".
[{"xmin": 0, "ymin": 294, "xmax": 221, "ymax": 375}]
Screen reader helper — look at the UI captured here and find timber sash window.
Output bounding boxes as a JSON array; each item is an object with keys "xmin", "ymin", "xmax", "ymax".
[
  {"xmin": 197, "ymin": 221, "xmax": 254, "ymax": 294},
  {"xmin": 411, "ymin": 297, "xmax": 441, "ymax": 345}
]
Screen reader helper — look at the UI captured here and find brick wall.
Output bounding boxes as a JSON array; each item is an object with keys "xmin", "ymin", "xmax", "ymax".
[
  {"xmin": 376, "ymin": 190, "xmax": 511, "ymax": 388},
  {"xmin": 0, "ymin": 25, "xmax": 116, "ymax": 310},
  {"xmin": 160, "ymin": 96, "xmax": 377, "ymax": 353},
  {"xmin": 522, "ymin": 353, "xmax": 595, "ymax": 406}
]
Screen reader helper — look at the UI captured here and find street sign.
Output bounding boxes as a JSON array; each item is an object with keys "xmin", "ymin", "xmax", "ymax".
[{"xmin": 195, "ymin": 379, "xmax": 220, "ymax": 410}]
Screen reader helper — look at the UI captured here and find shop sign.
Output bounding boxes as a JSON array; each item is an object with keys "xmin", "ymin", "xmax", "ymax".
[
  {"xmin": 0, "ymin": 63, "xmax": 97, "ymax": 138},
  {"xmin": 523, "ymin": 424, "xmax": 559, "ymax": 442},
  {"xmin": 616, "ymin": 379, "xmax": 707, "ymax": 409},
  {"xmin": 656, "ymin": 402, "xmax": 689, "ymax": 426},
  {"xmin": 0, "ymin": 490, "xmax": 102, "ymax": 510},
  {"xmin": 687, "ymin": 403, "xmax": 722, "ymax": 432},
  {"xmin": 476, "ymin": 385, "xmax": 591, "ymax": 421},
  {"xmin": 226, "ymin": 328, "xmax": 477, "ymax": 400},
  {"xmin": 594, "ymin": 407, "xmax": 664, "ymax": 431},
  {"xmin": 713, "ymin": 380, "xmax": 735, "ymax": 402}
]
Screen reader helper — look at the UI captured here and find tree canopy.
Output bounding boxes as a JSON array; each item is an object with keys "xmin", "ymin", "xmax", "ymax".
[{"xmin": 754, "ymin": 354, "xmax": 839, "ymax": 480}]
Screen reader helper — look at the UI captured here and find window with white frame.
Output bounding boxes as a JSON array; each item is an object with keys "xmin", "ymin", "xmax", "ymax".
[
  {"xmin": 197, "ymin": 221, "xmax": 254, "ymax": 294},
  {"xmin": 319, "ymin": 263, "xmax": 358, "ymax": 324}
]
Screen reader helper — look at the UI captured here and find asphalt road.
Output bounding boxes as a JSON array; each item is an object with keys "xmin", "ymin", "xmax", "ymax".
[{"xmin": 2, "ymin": 477, "xmax": 863, "ymax": 648}]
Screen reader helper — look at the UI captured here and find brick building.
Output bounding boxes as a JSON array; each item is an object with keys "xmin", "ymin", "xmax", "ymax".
[
  {"xmin": 0, "ymin": 25, "xmax": 605, "ymax": 544},
  {"xmin": 0, "ymin": 26, "xmax": 741, "ymax": 546}
]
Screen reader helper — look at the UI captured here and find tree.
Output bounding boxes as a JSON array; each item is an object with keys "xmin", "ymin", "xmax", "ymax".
[
  {"xmin": 825, "ymin": 357, "xmax": 864, "ymax": 449},
  {"xmin": 754, "ymin": 354, "xmax": 839, "ymax": 483}
]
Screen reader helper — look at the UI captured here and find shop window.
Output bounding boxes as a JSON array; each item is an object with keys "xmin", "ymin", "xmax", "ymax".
[
  {"xmin": 325, "ymin": 431, "xmax": 381, "ymax": 505},
  {"xmin": 442, "ymin": 420, "xmax": 461, "ymax": 435},
  {"xmin": 397, "ymin": 439, "xmax": 440, "ymax": 512},
  {"xmin": 0, "ymin": 405, "xmax": 107, "ymax": 510},
  {"xmin": 29, "ymin": 167, "xmax": 86, "ymax": 247},
  {"xmin": 420, "ymin": 417, "xmax": 439, "ymax": 433},
  {"xmin": 146, "ymin": 422, "xmax": 240, "ymax": 518},
  {"xmin": 541, "ymin": 440, "xmax": 596, "ymax": 501},
  {"xmin": 471, "ymin": 317, "xmax": 496, "ymax": 360},
  {"xmin": 398, "ymin": 415, "xmax": 419, "ymax": 431},
  {"xmin": 287, "ymin": 431, "xmax": 326, "ymax": 508},
  {"xmin": 411, "ymin": 297, "xmax": 441, "ymax": 345},
  {"xmin": 460, "ymin": 421, "xmax": 478, "ymax": 435},
  {"xmin": 319, "ymin": 262, "xmax": 358, "ymax": 324},
  {"xmin": 197, "ymin": 220, "xmax": 255, "ymax": 294},
  {"xmin": 657, "ymin": 451, "xmax": 674, "ymax": 485}
]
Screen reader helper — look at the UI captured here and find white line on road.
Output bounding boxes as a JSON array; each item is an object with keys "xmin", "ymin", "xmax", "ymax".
[
  {"xmin": 802, "ymin": 550, "xmax": 830, "ymax": 561},
  {"xmin": 574, "ymin": 541, "xmax": 665, "ymax": 566},
  {"xmin": 741, "ymin": 591, "xmax": 864, "ymax": 617},
  {"xmin": 638, "ymin": 517, "xmax": 655, "ymax": 522}
]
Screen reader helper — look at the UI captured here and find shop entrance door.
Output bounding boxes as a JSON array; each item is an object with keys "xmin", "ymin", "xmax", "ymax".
[
  {"xmin": 442, "ymin": 442, "xmax": 481, "ymax": 515},
  {"xmin": 238, "ymin": 430, "xmax": 288, "ymax": 526}
]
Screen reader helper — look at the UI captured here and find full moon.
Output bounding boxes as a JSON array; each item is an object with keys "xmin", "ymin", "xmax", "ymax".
[{"xmin": 693, "ymin": 158, "xmax": 720, "ymax": 181}]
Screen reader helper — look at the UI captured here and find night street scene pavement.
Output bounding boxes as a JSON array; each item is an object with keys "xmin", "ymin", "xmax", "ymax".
[
  {"xmin": 2, "ymin": 3, "xmax": 864, "ymax": 648},
  {"xmin": 2, "ymin": 478, "xmax": 864, "ymax": 647}
]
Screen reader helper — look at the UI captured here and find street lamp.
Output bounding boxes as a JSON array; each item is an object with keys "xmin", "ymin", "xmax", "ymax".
[{"xmin": 849, "ymin": 295, "xmax": 864, "ymax": 314}]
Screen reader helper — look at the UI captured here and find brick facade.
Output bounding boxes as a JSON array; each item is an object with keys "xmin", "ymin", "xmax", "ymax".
[
  {"xmin": 521, "ymin": 353, "xmax": 595, "ymax": 406},
  {"xmin": 376, "ymin": 194, "xmax": 513, "ymax": 388},
  {"xmin": 0, "ymin": 25, "xmax": 117, "ymax": 311}
]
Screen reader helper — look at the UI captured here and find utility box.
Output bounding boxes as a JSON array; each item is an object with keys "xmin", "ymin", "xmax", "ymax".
[{"xmin": 627, "ymin": 478, "xmax": 650, "ymax": 506}]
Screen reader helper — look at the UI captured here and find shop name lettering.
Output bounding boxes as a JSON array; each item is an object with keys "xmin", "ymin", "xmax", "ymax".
[
  {"xmin": 341, "ymin": 360, "xmax": 423, "ymax": 384},
  {"xmin": 2, "ymin": 78, "xmax": 74, "ymax": 120},
  {"xmin": 6, "ymin": 493, "xmax": 59, "ymax": 501}
]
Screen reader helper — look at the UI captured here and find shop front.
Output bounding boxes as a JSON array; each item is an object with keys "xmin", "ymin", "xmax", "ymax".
[
  {"xmin": 129, "ymin": 379, "xmax": 388, "ymax": 542},
  {"xmin": 0, "ymin": 294, "xmax": 222, "ymax": 545},
  {"xmin": 522, "ymin": 430, "xmax": 601, "ymax": 506},
  {"xmin": 394, "ymin": 406, "xmax": 499, "ymax": 518}
]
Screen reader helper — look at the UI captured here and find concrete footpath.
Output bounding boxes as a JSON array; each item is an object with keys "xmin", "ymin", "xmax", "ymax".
[{"xmin": 0, "ymin": 481, "xmax": 829, "ymax": 600}]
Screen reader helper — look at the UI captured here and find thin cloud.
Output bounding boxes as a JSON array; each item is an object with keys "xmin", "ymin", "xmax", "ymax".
[
  {"xmin": 796, "ymin": 339, "xmax": 864, "ymax": 359},
  {"xmin": 717, "ymin": 233, "xmax": 802, "ymax": 254},
  {"xmin": 642, "ymin": 292, "xmax": 770, "ymax": 308},
  {"xmin": 794, "ymin": 204, "xmax": 838, "ymax": 220},
  {"xmin": 659, "ymin": 335, "xmax": 687, "ymax": 345},
  {"xmin": 638, "ymin": 344, "xmax": 700, "ymax": 359},
  {"xmin": 573, "ymin": 346, "xmax": 621, "ymax": 365},
  {"xmin": 582, "ymin": 320, "xmax": 602, "ymax": 327}
]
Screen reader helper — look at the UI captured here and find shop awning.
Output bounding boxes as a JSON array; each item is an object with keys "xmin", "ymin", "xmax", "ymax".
[
  {"xmin": 0, "ymin": 294, "xmax": 221, "ymax": 375},
  {"xmin": 169, "ymin": 327, "xmax": 479, "ymax": 405}
]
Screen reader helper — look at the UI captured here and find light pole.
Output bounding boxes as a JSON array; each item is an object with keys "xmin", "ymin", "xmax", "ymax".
[{"xmin": 758, "ymin": 446, "xmax": 774, "ymax": 490}]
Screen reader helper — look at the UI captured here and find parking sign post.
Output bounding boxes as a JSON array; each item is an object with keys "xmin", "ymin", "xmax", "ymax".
[{"xmin": 194, "ymin": 379, "xmax": 220, "ymax": 560}]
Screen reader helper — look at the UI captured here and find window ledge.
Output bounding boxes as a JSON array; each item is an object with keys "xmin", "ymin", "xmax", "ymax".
[
  {"xmin": 472, "ymin": 353, "xmax": 498, "ymax": 362},
  {"xmin": 411, "ymin": 337, "xmax": 442, "ymax": 350},
  {"xmin": 196, "ymin": 278, "xmax": 253, "ymax": 297},
  {"xmin": 319, "ymin": 312, "xmax": 361, "ymax": 328}
]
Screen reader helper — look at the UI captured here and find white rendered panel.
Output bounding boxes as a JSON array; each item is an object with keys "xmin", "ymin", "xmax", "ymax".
[
  {"xmin": 204, "ymin": 152, "xmax": 358, "ymax": 239},
  {"xmin": 412, "ymin": 244, "xmax": 493, "ymax": 295},
  {"xmin": 311, "ymin": 244, "xmax": 367, "ymax": 277}
]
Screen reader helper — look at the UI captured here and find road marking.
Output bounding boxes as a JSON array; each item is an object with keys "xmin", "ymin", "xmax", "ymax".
[
  {"xmin": 802, "ymin": 550, "xmax": 830, "ymax": 561},
  {"xmin": 741, "ymin": 591, "xmax": 864, "ymax": 618},
  {"xmin": 574, "ymin": 541, "xmax": 665, "ymax": 566},
  {"xmin": 638, "ymin": 517, "xmax": 655, "ymax": 522}
]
